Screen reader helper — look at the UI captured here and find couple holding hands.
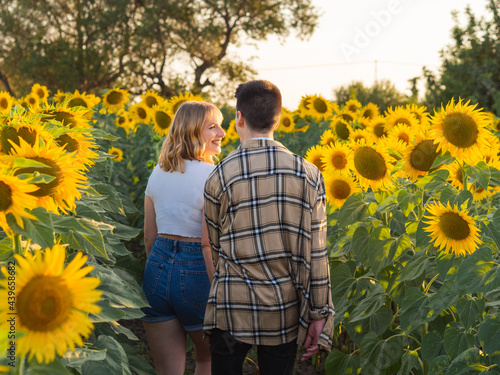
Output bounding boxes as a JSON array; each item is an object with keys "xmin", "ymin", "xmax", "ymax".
[{"xmin": 142, "ymin": 80, "xmax": 335, "ymax": 375}]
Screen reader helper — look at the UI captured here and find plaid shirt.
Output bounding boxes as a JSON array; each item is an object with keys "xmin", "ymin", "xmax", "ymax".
[{"xmin": 203, "ymin": 138, "xmax": 334, "ymax": 349}]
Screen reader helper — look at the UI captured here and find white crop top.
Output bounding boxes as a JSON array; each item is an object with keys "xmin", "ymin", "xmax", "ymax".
[{"xmin": 145, "ymin": 160, "xmax": 215, "ymax": 238}]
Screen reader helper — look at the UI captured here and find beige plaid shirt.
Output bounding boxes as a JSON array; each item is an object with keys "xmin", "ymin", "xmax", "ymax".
[{"xmin": 203, "ymin": 138, "xmax": 334, "ymax": 349}]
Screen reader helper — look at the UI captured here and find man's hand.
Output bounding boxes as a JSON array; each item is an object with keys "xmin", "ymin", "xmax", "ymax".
[{"xmin": 301, "ymin": 318, "xmax": 326, "ymax": 361}]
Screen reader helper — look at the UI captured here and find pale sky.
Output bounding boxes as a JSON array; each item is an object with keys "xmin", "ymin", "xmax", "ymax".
[{"xmin": 233, "ymin": 0, "xmax": 491, "ymax": 109}]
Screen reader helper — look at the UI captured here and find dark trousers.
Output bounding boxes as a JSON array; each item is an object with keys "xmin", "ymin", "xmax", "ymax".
[{"xmin": 210, "ymin": 328, "xmax": 298, "ymax": 375}]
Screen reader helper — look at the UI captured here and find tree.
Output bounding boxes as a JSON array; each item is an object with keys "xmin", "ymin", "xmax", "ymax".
[
  {"xmin": 333, "ymin": 80, "xmax": 409, "ymax": 112},
  {"xmin": 422, "ymin": 0, "xmax": 500, "ymax": 113},
  {"xmin": 0, "ymin": 0, "xmax": 319, "ymax": 99}
]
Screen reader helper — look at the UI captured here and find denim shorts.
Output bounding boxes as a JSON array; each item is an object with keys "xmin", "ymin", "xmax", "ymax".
[{"xmin": 141, "ymin": 237, "xmax": 211, "ymax": 331}]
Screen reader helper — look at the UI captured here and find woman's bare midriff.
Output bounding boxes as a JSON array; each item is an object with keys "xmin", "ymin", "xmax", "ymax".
[{"xmin": 158, "ymin": 233, "xmax": 201, "ymax": 243}]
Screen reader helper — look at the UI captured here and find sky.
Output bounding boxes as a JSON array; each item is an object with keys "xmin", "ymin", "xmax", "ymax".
[{"xmin": 232, "ymin": 0, "xmax": 491, "ymax": 109}]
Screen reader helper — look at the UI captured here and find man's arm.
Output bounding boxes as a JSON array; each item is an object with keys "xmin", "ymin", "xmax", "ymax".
[
  {"xmin": 305, "ymin": 174, "xmax": 335, "ymax": 355},
  {"xmin": 203, "ymin": 174, "xmax": 222, "ymax": 267}
]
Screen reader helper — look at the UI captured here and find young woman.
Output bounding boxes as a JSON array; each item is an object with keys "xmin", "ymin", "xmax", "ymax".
[{"xmin": 142, "ymin": 101, "xmax": 224, "ymax": 375}]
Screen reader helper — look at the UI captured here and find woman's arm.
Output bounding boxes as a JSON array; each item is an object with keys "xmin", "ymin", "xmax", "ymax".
[
  {"xmin": 201, "ymin": 209, "xmax": 215, "ymax": 282},
  {"xmin": 144, "ymin": 195, "xmax": 157, "ymax": 257}
]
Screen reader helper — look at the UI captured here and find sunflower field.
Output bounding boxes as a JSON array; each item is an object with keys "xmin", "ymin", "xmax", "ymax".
[{"xmin": 1, "ymin": 85, "xmax": 500, "ymax": 375}]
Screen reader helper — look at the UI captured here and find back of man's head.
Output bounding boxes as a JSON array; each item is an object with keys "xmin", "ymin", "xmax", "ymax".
[{"xmin": 235, "ymin": 80, "xmax": 282, "ymax": 133}]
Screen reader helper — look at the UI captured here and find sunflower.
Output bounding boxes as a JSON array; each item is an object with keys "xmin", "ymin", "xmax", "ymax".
[
  {"xmin": 305, "ymin": 145, "xmax": 327, "ymax": 173},
  {"xmin": 357, "ymin": 116, "xmax": 372, "ymax": 129},
  {"xmin": 168, "ymin": 92, "xmax": 204, "ymax": 114},
  {"xmin": 222, "ymin": 120, "xmax": 238, "ymax": 146},
  {"xmin": 297, "ymin": 95, "xmax": 313, "ymax": 117},
  {"xmin": 6, "ymin": 137, "xmax": 87, "ymax": 213},
  {"xmin": 54, "ymin": 130, "xmax": 99, "ymax": 169},
  {"xmin": 330, "ymin": 118, "xmax": 351, "ymax": 141},
  {"xmin": 108, "ymin": 146, "xmax": 124, "ymax": 162},
  {"xmin": 367, "ymin": 116, "xmax": 388, "ymax": 139},
  {"xmin": 349, "ymin": 128, "xmax": 373, "ymax": 146},
  {"xmin": 0, "ymin": 92, "xmax": 14, "ymax": 114},
  {"xmin": 128, "ymin": 101, "xmax": 151, "ymax": 124},
  {"xmin": 401, "ymin": 136, "xmax": 440, "ymax": 181},
  {"xmin": 0, "ymin": 244, "xmax": 102, "ymax": 363},
  {"xmin": 150, "ymin": 104, "xmax": 173, "ymax": 136},
  {"xmin": 481, "ymin": 136, "xmax": 500, "ymax": 166},
  {"xmin": 35, "ymin": 102, "xmax": 91, "ymax": 129},
  {"xmin": 470, "ymin": 184, "xmax": 493, "ymax": 202},
  {"xmin": 428, "ymin": 98, "xmax": 491, "ymax": 164},
  {"xmin": 321, "ymin": 142, "xmax": 351, "ymax": 174},
  {"xmin": 380, "ymin": 137, "xmax": 410, "ymax": 164},
  {"xmin": 423, "ymin": 201, "xmax": 482, "ymax": 256},
  {"xmin": 320, "ymin": 129, "xmax": 336, "ymax": 146},
  {"xmin": 277, "ymin": 108, "xmax": 296, "ymax": 133},
  {"xmin": 347, "ymin": 143, "xmax": 393, "ymax": 191},
  {"xmin": 344, "ymin": 99, "xmax": 362, "ymax": 114},
  {"xmin": 102, "ymin": 88, "xmax": 130, "ymax": 113},
  {"xmin": 140, "ymin": 90, "xmax": 164, "ymax": 109},
  {"xmin": 53, "ymin": 90, "xmax": 68, "ymax": 105},
  {"xmin": 0, "ymin": 117, "xmax": 53, "ymax": 156},
  {"xmin": 335, "ymin": 109, "xmax": 357, "ymax": 124},
  {"xmin": 359, "ymin": 103, "xmax": 380, "ymax": 120},
  {"xmin": 0, "ymin": 166, "xmax": 38, "ymax": 236},
  {"xmin": 406, "ymin": 103, "xmax": 430, "ymax": 128},
  {"xmin": 324, "ymin": 171, "xmax": 359, "ymax": 208},
  {"xmin": 306, "ymin": 95, "xmax": 335, "ymax": 121},
  {"xmin": 387, "ymin": 123, "xmax": 414, "ymax": 145},
  {"xmin": 443, "ymin": 161, "xmax": 465, "ymax": 190},
  {"xmin": 66, "ymin": 90, "xmax": 101, "ymax": 110},
  {"xmin": 24, "ymin": 93, "xmax": 41, "ymax": 109},
  {"xmin": 384, "ymin": 106, "xmax": 419, "ymax": 132},
  {"xmin": 31, "ymin": 83, "xmax": 50, "ymax": 102}
]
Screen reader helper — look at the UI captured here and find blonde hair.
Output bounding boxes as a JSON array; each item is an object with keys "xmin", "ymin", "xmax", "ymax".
[{"xmin": 158, "ymin": 101, "xmax": 223, "ymax": 172}]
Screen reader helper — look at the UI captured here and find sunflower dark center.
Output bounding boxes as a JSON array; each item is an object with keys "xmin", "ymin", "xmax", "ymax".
[
  {"xmin": 282, "ymin": 118, "xmax": 291, "ymax": 127},
  {"xmin": 1, "ymin": 126, "xmax": 37, "ymax": 154},
  {"xmin": 15, "ymin": 157, "xmax": 62, "ymax": 197},
  {"xmin": 335, "ymin": 121, "xmax": 350, "ymax": 140},
  {"xmin": 394, "ymin": 118, "xmax": 411, "ymax": 127},
  {"xmin": 106, "ymin": 91, "xmax": 123, "ymax": 105},
  {"xmin": 409, "ymin": 140, "xmax": 439, "ymax": 172},
  {"xmin": 363, "ymin": 109, "xmax": 374, "ymax": 119},
  {"xmin": 354, "ymin": 147, "xmax": 387, "ymax": 180},
  {"xmin": 442, "ymin": 113, "xmax": 478, "ymax": 148},
  {"xmin": 0, "ymin": 181, "xmax": 13, "ymax": 211},
  {"xmin": 155, "ymin": 111, "xmax": 172, "ymax": 130},
  {"xmin": 145, "ymin": 96, "xmax": 158, "ymax": 108},
  {"xmin": 42, "ymin": 110, "xmax": 78, "ymax": 128},
  {"xmin": 313, "ymin": 98, "xmax": 328, "ymax": 114},
  {"xmin": 56, "ymin": 134, "xmax": 79, "ymax": 153},
  {"xmin": 339, "ymin": 113, "xmax": 354, "ymax": 123},
  {"xmin": 331, "ymin": 152, "xmax": 347, "ymax": 169},
  {"xmin": 438, "ymin": 212, "xmax": 470, "ymax": 240},
  {"xmin": 373, "ymin": 123, "xmax": 387, "ymax": 138},
  {"xmin": 17, "ymin": 275, "xmax": 72, "ymax": 332},
  {"xmin": 28, "ymin": 97, "xmax": 37, "ymax": 105},
  {"xmin": 117, "ymin": 117, "xmax": 127, "ymax": 126},
  {"xmin": 173, "ymin": 100, "xmax": 187, "ymax": 114},
  {"xmin": 36, "ymin": 89, "xmax": 46, "ymax": 99},
  {"xmin": 330, "ymin": 180, "xmax": 351, "ymax": 200},
  {"xmin": 311, "ymin": 156, "xmax": 324, "ymax": 171},
  {"xmin": 0, "ymin": 98, "xmax": 8, "ymax": 109},
  {"xmin": 398, "ymin": 133, "xmax": 410, "ymax": 144},
  {"xmin": 67, "ymin": 98, "xmax": 88, "ymax": 108},
  {"xmin": 137, "ymin": 107, "xmax": 148, "ymax": 120}
]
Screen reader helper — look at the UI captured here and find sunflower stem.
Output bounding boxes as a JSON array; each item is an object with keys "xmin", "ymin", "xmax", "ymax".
[
  {"xmin": 12, "ymin": 234, "xmax": 22, "ymax": 256},
  {"xmin": 108, "ymin": 159, "xmax": 114, "ymax": 184}
]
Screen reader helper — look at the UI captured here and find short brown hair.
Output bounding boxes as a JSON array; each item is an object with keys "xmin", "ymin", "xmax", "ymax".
[{"xmin": 235, "ymin": 80, "xmax": 282, "ymax": 133}]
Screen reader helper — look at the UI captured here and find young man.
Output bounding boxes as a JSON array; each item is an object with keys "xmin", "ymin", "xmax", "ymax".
[{"xmin": 203, "ymin": 80, "xmax": 334, "ymax": 374}]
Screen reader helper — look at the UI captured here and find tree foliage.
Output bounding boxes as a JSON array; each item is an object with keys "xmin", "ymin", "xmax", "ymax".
[
  {"xmin": 0, "ymin": 0, "xmax": 319, "ymax": 99},
  {"xmin": 333, "ymin": 80, "xmax": 409, "ymax": 112},
  {"xmin": 422, "ymin": 0, "xmax": 500, "ymax": 113}
]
